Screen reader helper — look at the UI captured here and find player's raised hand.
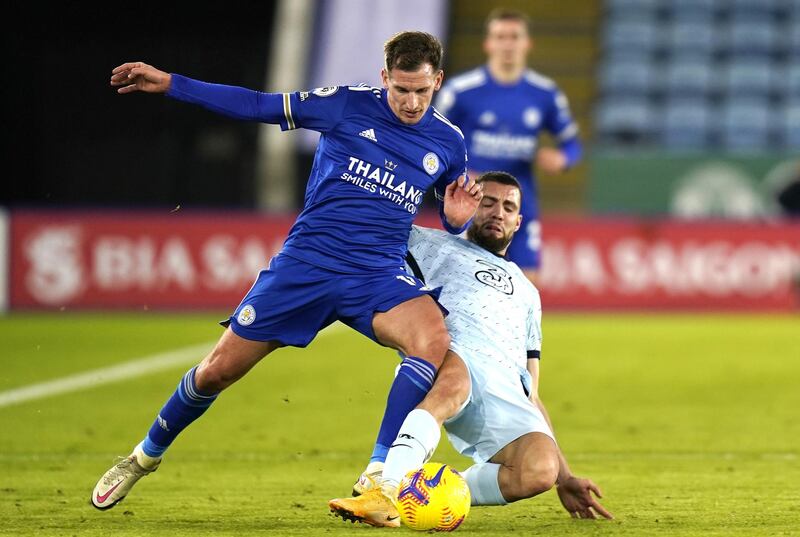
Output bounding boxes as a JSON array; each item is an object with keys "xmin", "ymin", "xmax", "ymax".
[
  {"xmin": 556, "ymin": 476, "xmax": 613, "ymax": 520},
  {"xmin": 443, "ymin": 175, "xmax": 483, "ymax": 229},
  {"xmin": 110, "ymin": 62, "xmax": 172, "ymax": 94}
]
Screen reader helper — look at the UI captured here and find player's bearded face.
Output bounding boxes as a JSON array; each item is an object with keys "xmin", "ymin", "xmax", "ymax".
[
  {"xmin": 381, "ymin": 64, "xmax": 443, "ymax": 125},
  {"xmin": 467, "ymin": 183, "xmax": 522, "ymax": 254}
]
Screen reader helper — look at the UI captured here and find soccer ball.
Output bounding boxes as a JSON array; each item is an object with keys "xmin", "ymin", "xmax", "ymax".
[{"xmin": 396, "ymin": 463, "xmax": 470, "ymax": 532}]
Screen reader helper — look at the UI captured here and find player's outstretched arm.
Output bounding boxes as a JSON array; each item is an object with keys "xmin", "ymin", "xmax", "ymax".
[
  {"xmin": 442, "ymin": 175, "xmax": 482, "ymax": 231},
  {"xmin": 527, "ymin": 359, "xmax": 613, "ymax": 519},
  {"xmin": 111, "ymin": 62, "xmax": 172, "ymax": 94},
  {"xmin": 110, "ymin": 62, "xmax": 293, "ymax": 125}
]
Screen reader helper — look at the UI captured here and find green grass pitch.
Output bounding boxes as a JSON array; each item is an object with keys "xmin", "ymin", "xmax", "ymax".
[{"xmin": 0, "ymin": 312, "xmax": 798, "ymax": 536}]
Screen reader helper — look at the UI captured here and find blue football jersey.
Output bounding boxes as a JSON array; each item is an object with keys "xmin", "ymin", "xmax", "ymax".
[
  {"xmin": 435, "ymin": 66, "xmax": 578, "ymax": 219},
  {"xmin": 167, "ymin": 76, "xmax": 468, "ymax": 273}
]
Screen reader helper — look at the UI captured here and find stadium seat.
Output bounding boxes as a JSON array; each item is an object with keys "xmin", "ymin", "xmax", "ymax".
[
  {"xmin": 782, "ymin": 103, "xmax": 800, "ymax": 148},
  {"xmin": 729, "ymin": 0, "xmax": 781, "ymax": 18},
  {"xmin": 603, "ymin": 20, "xmax": 662, "ymax": 55},
  {"xmin": 667, "ymin": 21, "xmax": 716, "ymax": 58},
  {"xmin": 720, "ymin": 98, "xmax": 772, "ymax": 151},
  {"xmin": 790, "ymin": 23, "xmax": 800, "ymax": 56},
  {"xmin": 723, "ymin": 60, "xmax": 773, "ymax": 98},
  {"xmin": 724, "ymin": 20, "xmax": 779, "ymax": 56},
  {"xmin": 661, "ymin": 99, "xmax": 711, "ymax": 150},
  {"xmin": 668, "ymin": 0, "xmax": 717, "ymax": 21},
  {"xmin": 595, "ymin": 98, "xmax": 657, "ymax": 145},
  {"xmin": 599, "ymin": 57, "xmax": 657, "ymax": 97},
  {"xmin": 605, "ymin": 0, "xmax": 660, "ymax": 12},
  {"xmin": 664, "ymin": 57, "xmax": 715, "ymax": 98},
  {"xmin": 785, "ymin": 64, "xmax": 800, "ymax": 99}
]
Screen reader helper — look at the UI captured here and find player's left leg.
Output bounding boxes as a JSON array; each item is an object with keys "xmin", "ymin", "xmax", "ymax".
[{"xmin": 464, "ymin": 432, "xmax": 559, "ymax": 505}]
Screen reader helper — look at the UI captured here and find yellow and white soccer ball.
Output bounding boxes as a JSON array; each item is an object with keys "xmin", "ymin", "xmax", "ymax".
[{"xmin": 396, "ymin": 463, "xmax": 470, "ymax": 532}]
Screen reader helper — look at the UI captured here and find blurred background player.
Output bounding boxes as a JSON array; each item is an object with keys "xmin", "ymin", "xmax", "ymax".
[
  {"xmin": 91, "ymin": 32, "xmax": 483, "ymax": 511},
  {"xmin": 435, "ymin": 8, "xmax": 582, "ymax": 283},
  {"xmin": 329, "ymin": 172, "xmax": 610, "ymax": 527}
]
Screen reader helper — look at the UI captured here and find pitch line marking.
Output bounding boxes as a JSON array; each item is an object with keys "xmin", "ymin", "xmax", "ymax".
[{"xmin": 0, "ymin": 322, "xmax": 347, "ymax": 409}]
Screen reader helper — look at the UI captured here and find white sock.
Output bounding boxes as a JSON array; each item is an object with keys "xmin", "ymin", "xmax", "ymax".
[
  {"xmin": 134, "ymin": 442, "xmax": 161, "ymax": 470},
  {"xmin": 364, "ymin": 461, "xmax": 384, "ymax": 475},
  {"xmin": 463, "ymin": 463, "xmax": 507, "ymax": 505},
  {"xmin": 381, "ymin": 409, "xmax": 441, "ymax": 492}
]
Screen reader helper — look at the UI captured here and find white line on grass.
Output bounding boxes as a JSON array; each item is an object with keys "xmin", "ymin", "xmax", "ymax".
[{"xmin": 0, "ymin": 322, "xmax": 347, "ymax": 409}]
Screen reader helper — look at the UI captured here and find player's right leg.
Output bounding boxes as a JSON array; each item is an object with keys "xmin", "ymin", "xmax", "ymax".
[
  {"xmin": 91, "ymin": 329, "xmax": 278, "ymax": 510},
  {"xmin": 464, "ymin": 432, "xmax": 559, "ymax": 505}
]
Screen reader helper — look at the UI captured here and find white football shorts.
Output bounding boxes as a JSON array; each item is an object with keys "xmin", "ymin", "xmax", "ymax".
[{"xmin": 443, "ymin": 351, "xmax": 555, "ymax": 463}]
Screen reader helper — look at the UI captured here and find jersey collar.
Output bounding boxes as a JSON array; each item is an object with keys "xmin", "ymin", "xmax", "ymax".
[{"xmin": 483, "ymin": 64, "xmax": 525, "ymax": 89}]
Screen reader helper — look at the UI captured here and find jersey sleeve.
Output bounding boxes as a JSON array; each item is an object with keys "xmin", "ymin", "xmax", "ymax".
[
  {"xmin": 284, "ymin": 86, "xmax": 350, "ymax": 132},
  {"xmin": 167, "ymin": 74, "xmax": 287, "ymax": 124},
  {"xmin": 165, "ymin": 75, "xmax": 348, "ymax": 132},
  {"xmin": 526, "ymin": 298, "xmax": 543, "ymax": 359},
  {"xmin": 543, "ymin": 88, "xmax": 579, "ymax": 143}
]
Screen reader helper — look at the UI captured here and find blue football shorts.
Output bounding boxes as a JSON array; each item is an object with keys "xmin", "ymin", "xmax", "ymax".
[{"xmin": 222, "ymin": 254, "xmax": 445, "ymax": 347}]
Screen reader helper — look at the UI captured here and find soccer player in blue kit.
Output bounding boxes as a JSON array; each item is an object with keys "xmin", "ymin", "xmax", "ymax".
[
  {"xmin": 435, "ymin": 9, "xmax": 583, "ymax": 282},
  {"xmin": 91, "ymin": 31, "xmax": 483, "ymax": 510}
]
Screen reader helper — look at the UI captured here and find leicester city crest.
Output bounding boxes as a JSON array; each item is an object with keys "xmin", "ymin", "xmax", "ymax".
[
  {"xmin": 237, "ymin": 305, "xmax": 257, "ymax": 326},
  {"xmin": 422, "ymin": 152, "xmax": 440, "ymax": 175}
]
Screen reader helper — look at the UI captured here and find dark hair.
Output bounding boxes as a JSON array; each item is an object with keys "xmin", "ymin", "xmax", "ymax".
[
  {"xmin": 384, "ymin": 31, "xmax": 443, "ymax": 72},
  {"xmin": 485, "ymin": 8, "xmax": 531, "ymax": 34},
  {"xmin": 477, "ymin": 170, "xmax": 522, "ymax": 193}
]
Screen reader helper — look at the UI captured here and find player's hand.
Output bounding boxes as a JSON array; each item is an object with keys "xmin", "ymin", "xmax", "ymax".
[
  {"xmin": 556, "ymin": 476, "xmax": 613, "ymax": 520},
  {"xmin": 443, "ymin": 175, "xmax": 483, "ymax": 229},
  {"xmin": 110, "ymin": 62, "xmax": 172, "ymax": 94},
  {"xmin": 536, "ymin": 147, "xmax": 568, "ymax": 175}
]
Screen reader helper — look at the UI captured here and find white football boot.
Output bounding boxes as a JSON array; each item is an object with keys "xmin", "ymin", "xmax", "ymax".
[{"xmin": 91, "ymin": 444, "xmax": 161, "ymax": 510}]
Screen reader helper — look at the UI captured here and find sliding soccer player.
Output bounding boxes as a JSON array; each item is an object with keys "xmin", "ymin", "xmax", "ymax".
[{"xmin": 330, "ymin": 173, "xmax": 611, "ymax": 526}]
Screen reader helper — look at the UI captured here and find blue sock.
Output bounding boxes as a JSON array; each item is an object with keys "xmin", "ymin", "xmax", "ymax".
[
  {"xmin": 370, "ymin": 356, "xmax": 437, "ymax": 463},
  {"xmin": 141, "ymin": 366, "xmax": 218, "ymax": 457}
]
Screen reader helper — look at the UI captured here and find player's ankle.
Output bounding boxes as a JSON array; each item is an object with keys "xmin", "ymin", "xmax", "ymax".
[{"xmin": 134, "ymin": 443, "xmax": 162, "ymax": 470}]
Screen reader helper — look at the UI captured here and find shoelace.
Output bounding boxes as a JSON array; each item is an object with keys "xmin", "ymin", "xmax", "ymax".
[{"xmin": 103, "ymin": 456, "xmax": 146, "ymax": 486}]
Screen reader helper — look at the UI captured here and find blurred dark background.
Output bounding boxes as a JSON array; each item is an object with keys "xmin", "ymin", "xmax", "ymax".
[{"xmin": 4, "ymin": 2, "xmax": 276, "ymax": 209}]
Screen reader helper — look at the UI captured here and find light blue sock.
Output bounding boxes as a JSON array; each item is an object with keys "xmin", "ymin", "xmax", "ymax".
[{"xmin": 463, "ymin": 463, "xmax": 508, "ymax": 506}]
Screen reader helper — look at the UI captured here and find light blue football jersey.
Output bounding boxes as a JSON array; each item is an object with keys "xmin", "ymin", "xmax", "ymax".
[{"xmin": 406, "ymin": 225, "xmax": 542, "ymax": 375}]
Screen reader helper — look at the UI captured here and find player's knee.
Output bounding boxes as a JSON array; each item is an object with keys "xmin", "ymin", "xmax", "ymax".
[
  {"xmin": 427, "ymin": 373, "xmax": 469, "ymax": 421},
  {"xmin": 516, "ymin": 457, "xmax": 558, "ymax": 499},
  {"xmin": 195, "ymin": 354, "xmax": 240, "ymax": 393},
  {"xmin": 408, "ymin": 325, "xmax": 450, "ymax": 365}
]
